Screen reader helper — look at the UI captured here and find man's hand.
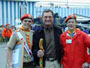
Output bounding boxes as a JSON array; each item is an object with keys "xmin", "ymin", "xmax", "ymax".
[
  {"xmin": 37, "ymin": 50, "xmax": 44, "ymax": 57},
  {"xmin": 82, "ymin": 62, "xmax": 89, "ymax": 68}
]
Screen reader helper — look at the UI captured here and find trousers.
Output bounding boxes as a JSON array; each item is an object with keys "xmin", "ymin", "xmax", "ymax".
[
  {"xmin": 23, "ymin": 62, "xmax": 34, "ymax": 68},
  {"xmin": 35, "ymin": 60, "xmax": 60, "ymax": 68}
]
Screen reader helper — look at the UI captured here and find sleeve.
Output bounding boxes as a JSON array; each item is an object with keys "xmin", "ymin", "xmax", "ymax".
[
  {"xmin": 83, "ymin": 33, "xmax": 90, "ymax": 63},
  {"xmin": 59, "ymin": 34, "xmax": 64, "ymax": 64},
  {"xmin": 32, "ymin": 32, "xmax": 39, "ymax": 56},
  {"xmin": 86, "ymin": 54, "xmax": 90, "ymax": 63},
  {"xmin": 60, "ymin": 35, "xmax": 63, "ymax": 46},
  {"xmin": 32, "ymin": 31, "xmax": 39, "ymax": 65},
  {"xmin": 2, "ymin": 28, "xmax": 5, "ymax": 38},
  {"xmin": 7, "ymin": 32, "xmax": 17, "ymax": 49},
  {"xmin": 83, "ymin": 33, "xmax": 90, "ymax": 48}
]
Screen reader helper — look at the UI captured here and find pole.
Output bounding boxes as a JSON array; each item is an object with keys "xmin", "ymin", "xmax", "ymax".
[{"xmin": 39, "ymin": 38, "xmax": 44, "ymax": 68}]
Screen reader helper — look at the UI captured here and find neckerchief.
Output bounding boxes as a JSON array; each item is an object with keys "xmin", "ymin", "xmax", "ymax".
[
  {"xmin": 19, "ymin": 26, "xmax": 31, "ymax": 49},
  {"xmin": 19, "ymin": 26, "xmax": 30, "ymax": 32},
  {"xmin": 67, "ymin": 29, "xmax": 76, "ymax": 38}
]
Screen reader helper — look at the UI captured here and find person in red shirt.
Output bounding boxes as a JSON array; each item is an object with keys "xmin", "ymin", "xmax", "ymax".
[
  {"xmin": 2, "ymin": 24, "xmax": 12, "ymax": 41},
  {"xmin": 60, "ymin": 14, "xmax": 90, "ymax": 68}
]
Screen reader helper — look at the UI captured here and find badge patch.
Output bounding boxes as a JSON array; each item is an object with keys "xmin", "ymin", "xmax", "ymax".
[{"xmin": 66, "ymin": 39, "xmax": 72, "ymax": 44}]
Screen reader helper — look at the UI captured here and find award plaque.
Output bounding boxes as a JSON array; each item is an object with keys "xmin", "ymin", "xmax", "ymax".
[
  {"xmin": 7, "ymin": 43, "xmax": 24, "ymax": 68},
  {"xmin": 12, "ymin": 43, "xmax": 24, "ymax": 68}
]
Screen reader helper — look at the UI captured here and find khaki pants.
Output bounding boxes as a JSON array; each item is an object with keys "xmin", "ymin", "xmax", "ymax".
[
  {"xmin": 45, "ymin": 60, "xmax": 60, "ymax": 68},
  {"xmin": 36, "ymin": 60, "xmax": 60, "ymax": 68}
]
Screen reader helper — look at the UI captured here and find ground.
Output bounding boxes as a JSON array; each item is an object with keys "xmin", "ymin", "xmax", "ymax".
[{"xmin": 0, "ymin": 43, "xmax": 7, "ymax": 68}]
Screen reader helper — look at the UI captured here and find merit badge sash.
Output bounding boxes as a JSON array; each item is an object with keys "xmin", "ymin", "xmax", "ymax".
[{"xmin": 16, "ymin": 31, "xmax": 33, "ymax": 61}]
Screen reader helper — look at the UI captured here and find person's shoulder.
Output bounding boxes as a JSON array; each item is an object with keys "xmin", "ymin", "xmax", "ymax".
[
  {"xmin": 12, "ymin": 31, "xmax": 17, "ymax": 36},
  {"xmin": 15, "ymin": 29, "xmax": 20, "ymax": 32},
  {"xmin": 60, "ymin": 31, "xmax": 67, "ymax": 37},
  {"xmin": 34, "ymin": 26, "xmax": 43, "ymax": 33},
  {"xmin": 54, "ymin": 25, "xmax": 62, "ymax": 32},
  {"xmin": 53, "ymin": 26, "xmax": 63, "ymax": 35},
  {"xmin": 77, "ymin": 29, "xmax": 88, "ymax": 36},
  {"xmin": 76, "ymin": 29, "xmax": 84, "ymax": 34},
  {"xmin": 12, "ymin": 29, "xmax": 20, "ymax": 35},
  {"xmin": 80, "ymin": 30, "xmax": 88, "ymax": 35},
  {"xmin": 54, "ymin": 25, "xmax": 62, "ymax": 30}
]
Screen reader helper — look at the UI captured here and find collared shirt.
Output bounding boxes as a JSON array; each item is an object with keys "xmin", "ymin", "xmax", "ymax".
[
  {"xmin": 7, "ymin": 28, "xmax": 33, "ymax": 62},
  {"xmin": 66, "ymin": 28, "xmax": 80, "ymax": 38},
  {"xmin": 44, "ymin": 26, "xmax": 56, "ymax": 58},
  {"xmin": 67, "ymin": 29, "xmax": 76, "ymax": 38}
]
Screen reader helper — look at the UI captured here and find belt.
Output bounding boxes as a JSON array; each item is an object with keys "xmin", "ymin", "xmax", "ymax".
[{"xmin": 46, "ymin": 58, "xmax": 56, "ymax": 61}]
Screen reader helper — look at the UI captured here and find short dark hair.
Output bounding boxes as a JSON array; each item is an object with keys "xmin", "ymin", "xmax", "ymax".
[{"xmin": 42, "ymin": 9, "xmax": 54, "ymax": 17}]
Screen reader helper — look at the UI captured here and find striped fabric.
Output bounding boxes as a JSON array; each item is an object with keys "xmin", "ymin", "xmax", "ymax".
[
  {"xmin": 0, "ymin": 1, "xmax": 35, "ymax": 26},
  {"xmin": 26, "ymin": 34, "xmax": 31, "ymax": 49},
  {"xmin": 0, "ymin": 1, "xmax": 90, "ymax": 26},
  {"xmin": 19, "ymin": 26, "xmax": 31, "ymax": 49}
]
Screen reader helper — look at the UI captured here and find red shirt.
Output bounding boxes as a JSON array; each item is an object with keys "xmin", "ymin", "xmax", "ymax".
[
  {"xmin": 60, "ymin": 29, "xmax": 90, "ymax": 68},
  {"xmin": 2, "ymin": 28, "xmax": 12, "ymax": 38}
]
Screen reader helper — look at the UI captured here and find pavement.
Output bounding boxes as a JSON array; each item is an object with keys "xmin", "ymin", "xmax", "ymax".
[
  {"xmin": 0, "ymin": 42, "xmax": 90, "ymax": 68},
  {"xmin": 0, "ymin": 43, "xmax": 7, "ymax": 68}
]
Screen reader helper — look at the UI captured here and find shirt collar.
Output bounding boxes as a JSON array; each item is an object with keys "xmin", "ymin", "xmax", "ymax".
[
  {"xmin": 44, "ymin": 25, "xmax": 53, "ymax": 30},
  {"xmin": 67, "ymin": 29, "xmax": 76, "ymax": 34},
  {"xmin": 67, "ymin": 28, "xmax": 80, "ymax": 34},
  {"xmin": 19, "ymin": 26, "xmax": 30, "ymax": 32}
]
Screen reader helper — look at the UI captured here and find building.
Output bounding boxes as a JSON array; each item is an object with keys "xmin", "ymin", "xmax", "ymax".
[{"xmin": 0, "ymin": 0, "xmax": 90, "ymax": 26}]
